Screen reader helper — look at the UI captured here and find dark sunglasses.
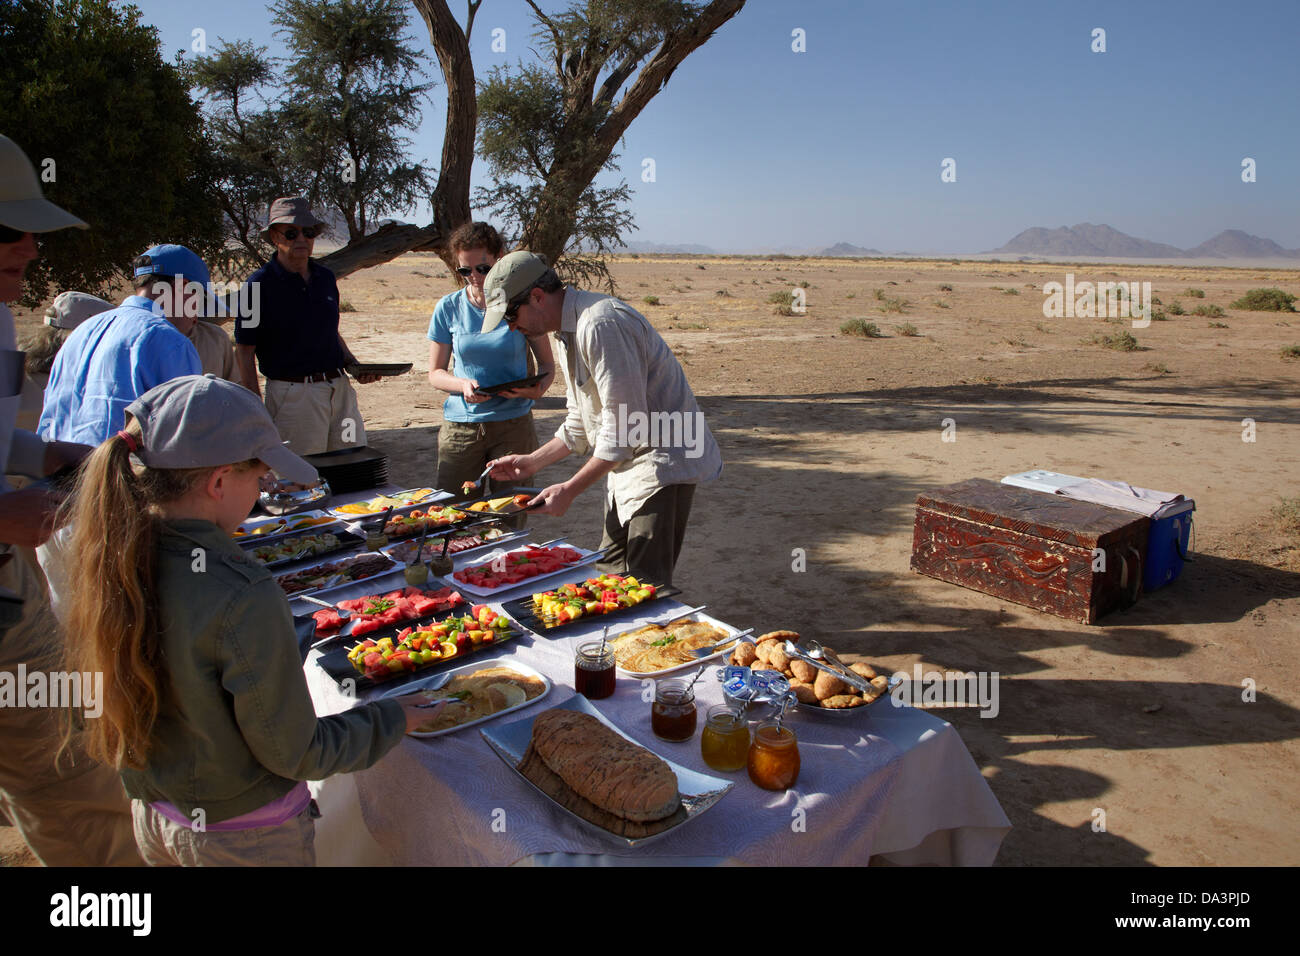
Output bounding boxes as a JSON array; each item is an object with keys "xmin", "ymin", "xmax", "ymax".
[
  {"xmin": 276, "ymin": 226, "xmax": 320, "ymax": 241},
  {"xmin": 0, "ymin": 225, "xmax": 31, "ymax": 244},
  {"xmin": 456, "ymin": 264, "xmax": 493, "ymax": 277},
  {"xmin": 504, "ymin": 289, "xmax": 534, "ymax": 324}
]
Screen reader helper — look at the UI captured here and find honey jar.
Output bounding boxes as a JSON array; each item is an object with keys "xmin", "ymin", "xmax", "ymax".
[
  {"xmin": 700, "ymin": 704, "xmax": 750, "ymax": 771},
  {"xmin": 746, "ymin": 720, "xmax": 799, "ymax": 790}
]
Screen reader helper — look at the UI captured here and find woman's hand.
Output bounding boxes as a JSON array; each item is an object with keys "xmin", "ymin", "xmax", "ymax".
[
  {"xmin": 460, "ymin": 378, "xmax": 489, "ymax": 404},
  {"xmin": 497, "ymin": 382, "xmax": 545, "ymax": 401}
]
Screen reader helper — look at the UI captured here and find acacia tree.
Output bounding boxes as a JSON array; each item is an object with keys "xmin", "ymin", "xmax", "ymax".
[
  {"xmin": 318, "ymin": 0, "xmax": 746, "ymax": 280},
  {"xmin": 0, "ymin": 0, "xmax": 224, "ymax": 305},
  {"xmin": 475, "ymin": 0, "xmax": 745, "ymax": 288},
  {"xmin": 273, "ymin": 0, "xmax": 435, "ymax": 240}
]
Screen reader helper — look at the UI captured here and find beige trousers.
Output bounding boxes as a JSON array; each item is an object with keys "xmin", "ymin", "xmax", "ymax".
[
  {"xmin": 0, "ymin": 548, "xmax": 141, "ymax": 866},
  {"xmin": 131, "ymin": 800, "xmax": 316, "ymax": 867},
  {"xmin": 264, "ymin": 376, "xmax": 366, "ymax": 457}
]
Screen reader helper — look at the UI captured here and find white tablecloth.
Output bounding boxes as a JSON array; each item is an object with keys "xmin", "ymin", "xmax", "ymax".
[{"xmin": 293, "ymin": 508, "xmax": 1010, "ymax": 865}]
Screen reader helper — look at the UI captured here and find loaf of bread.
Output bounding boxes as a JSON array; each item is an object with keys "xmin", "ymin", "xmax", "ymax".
[{"xmin": 530, "ymin": 709, "xmax": 680, "ymax": 823}]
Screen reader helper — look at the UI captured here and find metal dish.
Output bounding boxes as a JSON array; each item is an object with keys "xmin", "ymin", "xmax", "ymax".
[
  {"xmin": 259, "ymin": 479, "xmax": 332, "ymax": 515},
  {"xmin": 376, "ymin": 659, "xmax": 552, "ymax": 738},
  {"xmin": 480, "ymin": 694, "xmax": 733, "ymax": 849}
]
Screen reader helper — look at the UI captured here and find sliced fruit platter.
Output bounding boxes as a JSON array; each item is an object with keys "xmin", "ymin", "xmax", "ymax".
[
  {"xmin": 315, "ymin": 604, "xmax": 523, "ymax": 690},
  {"xmin": 381, "ymin": 505, "xmax": 474, "ymax": 540},
  {"xmin": 450, "ymin": 544, "xmax": 596, "ymax": 596},
  {"xmin": 274, "ymin": 551, "xmax": 397, "ymax": 597},
  {"xmin": 305, "ymin": 585, "xmax": 466, "ymax": 639},
  {"xmin": 245, "ymin": 530, "xmax": 365, "ymax": 569},
  {"xmin": 460, "ymin": 493, "xmax": 535, "ymax": 514},
  {"xmin": 234, "ymin": 510, "xmax": 341, "ymax": 542},
  {"xmin": 384, "ymin": 524, "xmax": 523, "ymax": 564},
  {"xmin": 503, "ymin": 574, "xmax": 680, "ymax": 633},
  {"xmin": 330, "ymin": 488, "xmax": 442, "ymax": 517}
]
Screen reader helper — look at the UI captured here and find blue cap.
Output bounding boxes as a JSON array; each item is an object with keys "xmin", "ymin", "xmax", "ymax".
[{"xmin": 132, "ymin": 244, "xmax": 210, "ymax": 287}]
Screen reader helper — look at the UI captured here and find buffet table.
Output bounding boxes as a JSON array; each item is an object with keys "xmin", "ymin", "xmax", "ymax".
[{"xmin": 286, "ymin": 488, "xmax": 1010, "ymax": 866}]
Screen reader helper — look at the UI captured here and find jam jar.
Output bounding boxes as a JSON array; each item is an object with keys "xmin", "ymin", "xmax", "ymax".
[
  {"xmin": 700, "ymin": 704, "xmax": 750, "ymax": 771},
  {"xmin": 651, "ymin": 679, "xmax": 697, "ymax": 741},
  {"xmin": 747, "ymin": 720, "xmax": 800, "ymax": 790},
  {"xmin": 574, "ymin": 641, "xmax": 616, "ymax": 700}
]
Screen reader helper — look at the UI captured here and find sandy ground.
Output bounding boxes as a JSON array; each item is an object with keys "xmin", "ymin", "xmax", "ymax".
[{"xmin": 4, "ymin": 254, "xmax": 1298, "ymax": 866}]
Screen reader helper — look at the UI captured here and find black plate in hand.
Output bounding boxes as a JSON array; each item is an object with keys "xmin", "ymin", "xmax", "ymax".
[
  {"xmin": 473, "ymin": 372, "xmax": 546, "ymax": 395},
  {"xmin": 347, "ymin": 362, "xmax": 412, "ymax": 377},
  {"xmin": 503, "ymin": 584, "xmax": 682, "ymax": 634}
]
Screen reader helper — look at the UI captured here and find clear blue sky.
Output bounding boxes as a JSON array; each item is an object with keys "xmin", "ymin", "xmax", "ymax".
[{"xmin": 125, "ymin": 0, "xmax": 1300, "ymax": 254}]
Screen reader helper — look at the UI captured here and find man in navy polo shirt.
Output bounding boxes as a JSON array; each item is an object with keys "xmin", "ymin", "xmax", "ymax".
[{"xmin": 234, "ymin": 197, "xmax": 379, "ymax": 456}]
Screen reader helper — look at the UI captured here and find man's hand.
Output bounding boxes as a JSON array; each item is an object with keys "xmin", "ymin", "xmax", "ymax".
[
  {"xmin": 525, "ymin": 482, "xmax": 578, "ymax": 517},
  {"xmin": 487, "ymin": 454, "xmax": 537, "ymax": 482},
  {"xmin": 353, "ymin": 372, "xmax": 383, "ymax": 385}
]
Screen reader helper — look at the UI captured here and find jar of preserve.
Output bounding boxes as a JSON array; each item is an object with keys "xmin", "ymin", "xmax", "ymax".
[
  {"xmin": 700, "ymin": 704, "xmax": 750, "ymax": 771},
  {"xmin": 403, "ymin": 562, "xmax": 429, "ymax": 587},
  {"xmin": 651, "ymin": 679, "xmax": 697, "ymax": 742},
  {"xmin": 574, "ymin": 641, "xmax": 616, "ymax": 700},
  {"xmin": 747, "ymin": 721, "xmax": 799, "ymax": 790},
  {"xmin": 364, "ymin": 525, "xmax": 389, "ymax": 551}
]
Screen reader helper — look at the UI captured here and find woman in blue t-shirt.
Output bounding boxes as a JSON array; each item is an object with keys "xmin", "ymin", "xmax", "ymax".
[{"xmin": 427, "ymin": 222, "xmax": 555, "ymax": 494}]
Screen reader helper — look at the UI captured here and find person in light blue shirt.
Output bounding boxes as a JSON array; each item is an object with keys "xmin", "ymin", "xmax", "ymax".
[
  {"xmin": 426, "ymin": 222, "xmax": 554, "ymax": 494},
  {"xmin": 39, "ymin": 245, "xmax": 204, "ymax": 447}
]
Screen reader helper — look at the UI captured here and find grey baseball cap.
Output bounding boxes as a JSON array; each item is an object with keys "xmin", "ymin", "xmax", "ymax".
[
  {"xmin": 44, "ymin": 291, "xmax": 113, "ymax": 330},
  {"xmin": 481, "ymin": 251, "xmax": 549, "ymax": 332},
  {"xmin": 125, "ymin": 374, "xmax": 318, "ymax": 484}
]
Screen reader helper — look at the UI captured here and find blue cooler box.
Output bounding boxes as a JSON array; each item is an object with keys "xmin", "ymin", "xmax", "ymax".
[
  {"xmin": 1144, "ymin": 499, "xmax": 1194, "ymax": 592},
  {"xmin": 1001, "ymin": 471, "xmax": 1194, "ymax": 593}
]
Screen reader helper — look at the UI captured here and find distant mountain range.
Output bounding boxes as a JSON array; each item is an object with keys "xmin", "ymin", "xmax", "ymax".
[{"xmin": 987, "ymin": 223, "xmax": 1300, "ymax": 259}]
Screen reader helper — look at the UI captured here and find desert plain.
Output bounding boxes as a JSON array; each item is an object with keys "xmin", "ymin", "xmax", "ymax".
[{"xmin": 4, "ymin": 253, "xmax": 1298, "ymax": 866}]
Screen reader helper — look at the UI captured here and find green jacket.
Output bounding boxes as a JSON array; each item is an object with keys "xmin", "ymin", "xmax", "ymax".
[{"xmin": 119, "ymin": 519, "xmax": 405, "ymax": 823}]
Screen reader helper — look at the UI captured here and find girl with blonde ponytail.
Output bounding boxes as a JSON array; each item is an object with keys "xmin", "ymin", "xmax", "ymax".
[{"xmin": 60, "ymin": 375, "xmax": 437, "ymax": 866}]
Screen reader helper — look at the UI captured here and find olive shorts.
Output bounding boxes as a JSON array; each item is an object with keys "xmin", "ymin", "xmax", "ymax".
[
  {"xmin": 596, "ymin": 484, "xmax": 696, "ymax": 588},
  {"xmin": 436, "ymin": 414, "xmax": 540, "ymax": 494}
]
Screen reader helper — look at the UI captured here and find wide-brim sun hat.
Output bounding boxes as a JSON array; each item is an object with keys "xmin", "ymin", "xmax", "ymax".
[
  {"xmin": 0, "ymin": 133, "xmax": 88, "ymax": 232},
  {"xmin": 260, "ymin": 196, "xmax": 327, "ymax": 241}
]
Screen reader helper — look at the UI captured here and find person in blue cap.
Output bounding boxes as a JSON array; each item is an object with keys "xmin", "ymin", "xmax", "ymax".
[{"xmin": 38, "ymin": 243, "xmax": 204, "ymax": 446}]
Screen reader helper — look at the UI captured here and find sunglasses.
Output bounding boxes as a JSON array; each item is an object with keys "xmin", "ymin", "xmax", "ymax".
[
  {"xmin": 504, "ymin": 289, "xmax": 534, "ymax": 324},
  {"xmin": 456, "ymin": 264, "xmax": 493, "ymax": 277},
  {"xmin": 275, "ymin": 226, "xmax": 320, "ymax": 241},
  {"xmin": 0, "ymin": 225, "xmax": 31, "ymax": 244}
]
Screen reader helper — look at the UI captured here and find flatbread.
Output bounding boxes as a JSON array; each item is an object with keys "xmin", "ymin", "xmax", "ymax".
[
  {"xmin": 611, "ymin": 621, "xmax": 731, "ymax": 673},
  {"xmin": 414, "ymin": 667, "xmax": 545, "ymax": 733}
]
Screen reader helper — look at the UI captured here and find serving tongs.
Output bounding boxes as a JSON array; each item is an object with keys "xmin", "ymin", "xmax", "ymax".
[
  {"xmin": 690, "ymin": 627, "xmax": 756, "ymax": 659},
  {"xmin": 781, "ymin": 640, "xmax": 875, "ymax": 695}
]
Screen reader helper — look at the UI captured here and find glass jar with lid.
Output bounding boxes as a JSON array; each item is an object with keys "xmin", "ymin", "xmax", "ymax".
[
  {"xmin": 700, "ymin": 703, "xmax": 750, "ymax": 771},
  {"xmin": 747, "ymin": 720, "xmax": 800, "ymax": 790}
]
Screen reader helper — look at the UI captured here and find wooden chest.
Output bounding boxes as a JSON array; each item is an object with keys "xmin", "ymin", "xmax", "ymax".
[{"xmin": 910, "ymin": 478, "xmax": 1150, "ymax": 624}]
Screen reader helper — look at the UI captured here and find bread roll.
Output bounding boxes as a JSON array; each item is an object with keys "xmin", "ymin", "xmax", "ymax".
[
  {"xmin": 790, "ymin": 659, "xmax": 817, "ymax": 683},
  {"xmin": 789, "ymin": 679, "xmax": 818, "ymax": 705},
  {"xmin": 813, "ymin": 670, "xmax": 848, "ymax": 701},
  {"xmin": 850, "ymin": 662, "xmax": 878, "ymax": 680},
  {"xmin": 531, "ymin": 710, "xmax": 680, "ymax": 823}
]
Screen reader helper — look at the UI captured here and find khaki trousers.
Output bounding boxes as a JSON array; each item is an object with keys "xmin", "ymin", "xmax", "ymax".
[
  {"xmin": 132, "ymin": 800, "xmax": 316, "ymax": 867},
  {"xmin": 0, "ymin": 548, "xmax": 141, "ymax": 866},
  {"xmin": 264, "ymin": 376, "xmax": 366, "ymax": 457},
  {"xmin": 596, "ymin": 484, "xmax": 696, "ymax": 588}
]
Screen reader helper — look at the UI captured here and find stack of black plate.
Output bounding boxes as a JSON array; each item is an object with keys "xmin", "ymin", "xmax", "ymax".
[{"xmin": 304, "ymin": 446, "xmax": 389, "ymax": 494}]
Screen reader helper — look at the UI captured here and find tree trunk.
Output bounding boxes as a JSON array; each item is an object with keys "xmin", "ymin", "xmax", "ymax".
[
  {"xmin": 318, "ymin": 0, "xmax": 476, "ymax": 280},
  {"xmin": 522, "ymin": 0, "xmax": 746, "ymax": 268}
]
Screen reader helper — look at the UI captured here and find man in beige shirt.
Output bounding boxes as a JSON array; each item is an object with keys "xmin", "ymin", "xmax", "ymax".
[
  {"xmin": 189, "ymin": 318, "xmax": 236, "ymax": 380},
  {"xmin": 483, "ymin": 252, "xmax": 722, "ymax": 586}
]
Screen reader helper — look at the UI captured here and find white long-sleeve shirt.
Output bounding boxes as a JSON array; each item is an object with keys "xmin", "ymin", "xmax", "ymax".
[{"xmin": 552, "ymin": 288, "xmax": 722, "ymax": 523}]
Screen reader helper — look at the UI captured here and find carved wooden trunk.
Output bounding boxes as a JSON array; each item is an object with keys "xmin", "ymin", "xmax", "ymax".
[{"xmin": 910, "ymin": 478, "xmax": 1150, "ymax": 624}]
